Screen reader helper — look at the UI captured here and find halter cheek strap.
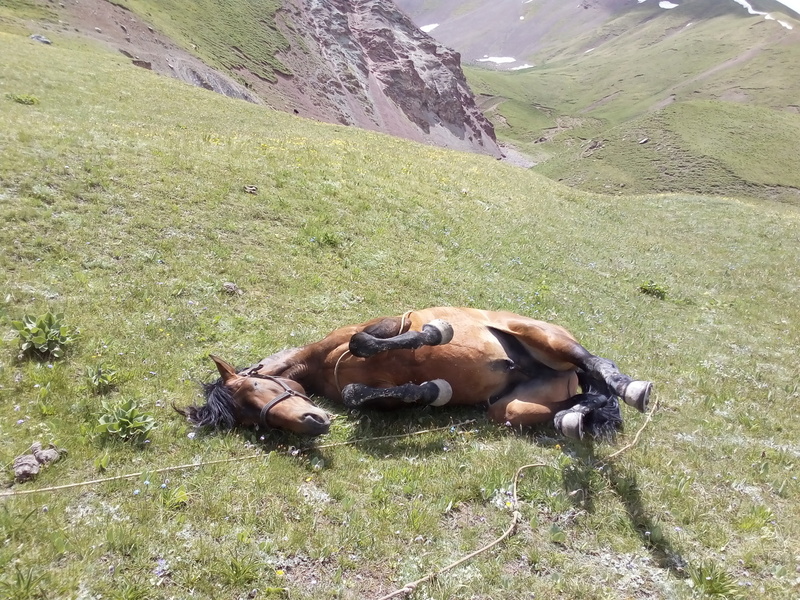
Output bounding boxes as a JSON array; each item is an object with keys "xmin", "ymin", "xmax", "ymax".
[{"xmin": 243, "ymin": 366, "xmax": 313, "ymax": 427}]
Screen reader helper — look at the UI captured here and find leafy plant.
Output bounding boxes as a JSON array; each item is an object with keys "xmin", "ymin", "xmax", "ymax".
[
  {"xmin": 220, "ymin": 551, "xmax": 260, "ymax": 586},
  {"xmin": 95, "ymin": 398, "xmax": 156, "ymax": 443},
  {"xmin": 160, "ymin": 484, "xmax": 191, "ymax": 510},
  {"xmin": 10, "ymin": 312, "xmax": 78, "ymax": 359},
  {"xmin": 6, "ymin": 93, "xmax": 39, "ymax": 105},
  {"xmin": 687, "ymin": 560, "xmax": 741, "ymax": 598},
  {"xmin": 85, "ymin": 364, "xmax": 119, "ymax": 394},
  {"xmin": 0, "ymin": 566, "xmax": 44, "ymax": 600},
  {"xmin": 638, "ymin": 280, "xmax": 668, "ymax": 300}
]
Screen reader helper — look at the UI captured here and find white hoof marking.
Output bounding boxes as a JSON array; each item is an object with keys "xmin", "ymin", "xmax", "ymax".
[{"xmin": 429, "ymin": 379, "xmax": 453, "ymax": 406}]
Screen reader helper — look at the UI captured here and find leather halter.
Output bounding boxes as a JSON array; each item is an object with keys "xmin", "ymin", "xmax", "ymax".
[{"xmin": 242, "ymin": 367, "xmax": 313, "ymax": 427}]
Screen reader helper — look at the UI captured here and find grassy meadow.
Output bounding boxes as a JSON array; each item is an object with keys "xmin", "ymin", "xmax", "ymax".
[{"xmin": 2, "ymin": 21, "xmax": 800, "ymax": 600}]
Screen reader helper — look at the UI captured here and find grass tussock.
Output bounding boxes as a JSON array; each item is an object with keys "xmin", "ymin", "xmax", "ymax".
[{"xmin": 0, "ymin": 24, "xmax": 799, "ymax": 600}]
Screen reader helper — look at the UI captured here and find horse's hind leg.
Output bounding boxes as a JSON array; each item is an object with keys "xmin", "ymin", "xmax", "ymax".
[
  {"xmin": 488, "ymin": 373, "xmax": 623, "ymax": 440},
  {"xmin": 349, "ymin": 318, "xmax": 454, "ymax": 358},
  {"xmin": 487, "ymin": 373, "xmax": 579, "ymax": 427},
  {"xmin": 342, "ymin": 380, "xmax": 452, "ymax": 409},
  {"xmin": 505, "ymin": 319, "xmax": 652, "ymax": 412}
]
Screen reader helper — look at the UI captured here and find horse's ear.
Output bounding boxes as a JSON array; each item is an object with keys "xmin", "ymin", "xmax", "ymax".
[{"xmin": 210, "ymin": 355, "xmax": 237, "ymax": 384}]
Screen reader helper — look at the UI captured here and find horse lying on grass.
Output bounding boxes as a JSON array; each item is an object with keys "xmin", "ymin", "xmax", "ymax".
[{"xmin": 177, "ymin": 307, "xmax": 652, "ymax": 440}]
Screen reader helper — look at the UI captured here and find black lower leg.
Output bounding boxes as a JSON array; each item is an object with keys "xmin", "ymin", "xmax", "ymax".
[
  {"xmin": 579, "ymin": 356, "xmax": 634, "ymax": 397},
  {"xmin": 349, "ymin": 322, "xmax": 452, "ymax": 358},
  {"xmin": 342, "ymin": 381, "xmax": 442, "ymax": 409}
]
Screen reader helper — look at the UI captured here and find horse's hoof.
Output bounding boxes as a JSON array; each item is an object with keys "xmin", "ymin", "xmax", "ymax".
[
  {"xmin": 623, "ymin": 380, "xmax": 652, "ymax": 413},
  {"xmin": 428, "ymin": 379, "xmax": 453, "ymax": 406},
  {"xmin": 554, "ymin": 410, "xmax": 584, "ymax": 440},
  {"xmin": 342, "ymin": 383, "xmax": 369, "ymax": 408},
  {"xmin": 423, "ymin": 319, "xmax": 454, "ymax": 346},
  {"xmin": 349, "ymin": 332, "xmax": 380, "ymax": 358}
]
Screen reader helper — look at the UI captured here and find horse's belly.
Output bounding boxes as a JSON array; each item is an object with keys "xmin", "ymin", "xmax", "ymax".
[{"xmin": 389, "ymin": 323, "xmax": 513, "ymax": 405}]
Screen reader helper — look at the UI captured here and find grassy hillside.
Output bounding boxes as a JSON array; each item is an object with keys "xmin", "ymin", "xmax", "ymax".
[
  {"xmin": 2, "ymin": 25, "xmax": 800, "ymax": 600},
  {"xmin": 113, "ymin": 0, "xmax": 290, "ymax": 82},
  {"xmin": 464, "ymin": 2, "xmax": 800, "ymax": 201}
]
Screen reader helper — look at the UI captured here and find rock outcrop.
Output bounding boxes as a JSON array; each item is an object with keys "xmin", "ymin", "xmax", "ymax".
[{"xmin": 275, "ymin": 0, "xmax": 501, "ymax": 157}]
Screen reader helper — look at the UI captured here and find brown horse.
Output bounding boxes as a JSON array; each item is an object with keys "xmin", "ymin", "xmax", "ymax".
[{"xmin": 177, "ymin": 307, "xmax": 652, "ymax": 439}]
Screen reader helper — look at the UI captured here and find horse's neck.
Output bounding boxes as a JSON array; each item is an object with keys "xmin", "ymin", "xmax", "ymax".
[{"xmin": 257, "ymin": 346, "xmax": 320, "ymax": 385}]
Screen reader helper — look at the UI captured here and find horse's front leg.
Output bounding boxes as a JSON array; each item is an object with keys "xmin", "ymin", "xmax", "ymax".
[
  {"xmin": 349, "ymin": 318, "xmax": 454, "ymax": 358},
  {"xmin": 341, "ymin": 380, "xmax": 452, "ymax": 409}
]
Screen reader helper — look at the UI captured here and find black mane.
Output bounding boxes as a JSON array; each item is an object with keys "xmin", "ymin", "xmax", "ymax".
[{"xmin": 175, "ymin": 377, "xmax": 238, "ymax": 429}]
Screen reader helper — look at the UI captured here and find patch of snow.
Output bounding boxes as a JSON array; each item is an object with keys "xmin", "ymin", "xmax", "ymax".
[
  {"xmin": 420, "ymin": 23, "xmax": 438, "ymax": 33},
  {"xmin": 731, "ymin": 0, "xmax": 768, "ymax": 16},
  {"xmin": 520, "ymin": 16, "xmax": 525, "ymax": 20},
  {"xmin": 730, "ymin": 0, "xmax": 796, "ymax": 27},
  {"xmin": 584, "ymin": 47, "xmax": 596, "ymax": 53},
  {"xmin": 659, "ymin": 1, "xmax": 679, "ymax": 8},
  {"xmin": 510, "ymin": 63, "xmax": 534, "ymax": 70},
  {"xmin": 477, "ymin": 56, "xmax": 517, "ymax": 64}
]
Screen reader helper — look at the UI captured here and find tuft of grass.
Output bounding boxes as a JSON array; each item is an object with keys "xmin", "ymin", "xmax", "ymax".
[
  {"xmin": 84, "ymin": 363, "xmax": 119, "ymax": 394},
  {"xmin": 687, "ymin": 560, "xmax": 741, "ymax": 599},
  {"xmin": 95, "ymin": 398, "xmax": 156, "ymax": 443},
  {"xmin": 9, "ymin": 311, "xmax": 78, "ymax": 360},
  {"xmin": 639, "ymin": 280, "xmax": 668, "ymax": 300},
  {"xmin": 6, "ymin": 93, "xmax": 39, "ymax": 105}
]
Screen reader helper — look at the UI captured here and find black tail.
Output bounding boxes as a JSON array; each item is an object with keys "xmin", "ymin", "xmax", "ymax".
[{"xmin": 574, "ymin": 372, "xmax": 624, "ymax": 439}]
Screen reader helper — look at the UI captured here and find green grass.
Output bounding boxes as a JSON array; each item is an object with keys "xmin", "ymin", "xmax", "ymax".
[
  {"xmin": 530, "ymin": 102, "xmax": 800, "ymax": 203},
  {"xmin": 100, "ymin": 0, "xmax": 290, "ymax": 82},
  {"xmin": 1, "ymin": 24, "xmax": 800, "ymax": 600}
]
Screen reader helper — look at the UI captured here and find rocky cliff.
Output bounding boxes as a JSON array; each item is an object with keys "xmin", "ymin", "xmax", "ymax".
[{"xmin": 263, "ymin": 0, "xmax": 501, "ymax": 157}]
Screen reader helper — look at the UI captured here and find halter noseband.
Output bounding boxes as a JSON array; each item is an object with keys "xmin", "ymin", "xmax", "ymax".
[{"xmin": 242, "ymin": 366, "xmax": 313, "ymax": 427}]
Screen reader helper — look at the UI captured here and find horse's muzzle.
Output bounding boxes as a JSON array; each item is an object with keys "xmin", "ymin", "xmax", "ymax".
[{"xmin": 302, "ymin": 412, "xmax": 331, "ymax": 436}]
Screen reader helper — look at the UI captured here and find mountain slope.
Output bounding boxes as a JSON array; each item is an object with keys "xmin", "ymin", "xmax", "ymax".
[
  {"xmin": 397, "ymin": 0, "xmax": 800, "ymax": 201},
  {"xmin": 5, "ymin": 0, "xmax": 500, "ymax": 157},
  {"xmin": 397, "ymin": 0, "xmax": 799, "ymax": 68}
]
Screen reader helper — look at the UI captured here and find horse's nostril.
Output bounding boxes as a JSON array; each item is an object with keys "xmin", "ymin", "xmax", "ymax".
[{"xmin": 304, "ymin": 413, "xmax": 330, "ymax": 425}]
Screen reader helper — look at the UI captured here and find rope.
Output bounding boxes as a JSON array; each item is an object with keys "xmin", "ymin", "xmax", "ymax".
[
  {"xmin": 0, "ymin": 420, "xmax": 475, "ymax": 499},
  {"xmin": 334, "ymin": 310, "xmax": 413, "ymax": 394},
  {"xmin": 333, "ymin": 349, "xmax": 351, "ymax": 394},
  {"xmin": 375, "ymin": 463, "xmax": 547, "ymax": 600},
  {"xmin": 374, "ymin": 396, "xmax": 661, "ymax": 600},
  {"xmin": 606, "ymin": 395, "xmax": 660, "ymax": 460}
]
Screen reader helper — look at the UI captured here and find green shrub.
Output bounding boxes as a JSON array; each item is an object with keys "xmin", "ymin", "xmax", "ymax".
[
  {"xmin": 95, "ymin": 398, "xmax": 156, "ymax": 443},
  {"xmin": 6, "ymin": 93, "xmax": 40, "ymax": 105},
  {"xmin": 85, "ymin": 364, "xmax": 119, "ymax": 394},
  {"xmin": 638, "ymin": 280, "xmax": 668, "ymax": 300},
  {"xmin": 10, "ymin": 312, "xmax": 78, "ymax": 359}
]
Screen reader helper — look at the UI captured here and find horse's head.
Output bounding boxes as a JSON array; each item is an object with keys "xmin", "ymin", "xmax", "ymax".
[{"xmin": 178, "ymin": 355, "xmax": 331, "ymax": 436}]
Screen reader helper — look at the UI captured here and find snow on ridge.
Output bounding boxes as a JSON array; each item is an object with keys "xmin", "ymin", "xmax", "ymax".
[
  {"xmin": 477, "ymin": 56, "xmax": 517, "ymax": 64},
  {"xmin": 639, "ymin": 0, "xmax": 797, "ymax": 25},
  {"xmin": 731, "ymin": 0, "xmax": 768, "ymax": 16},
  {"xmin": 420, "ymin": 23, "xmax": 439, "ymax": 33}
]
